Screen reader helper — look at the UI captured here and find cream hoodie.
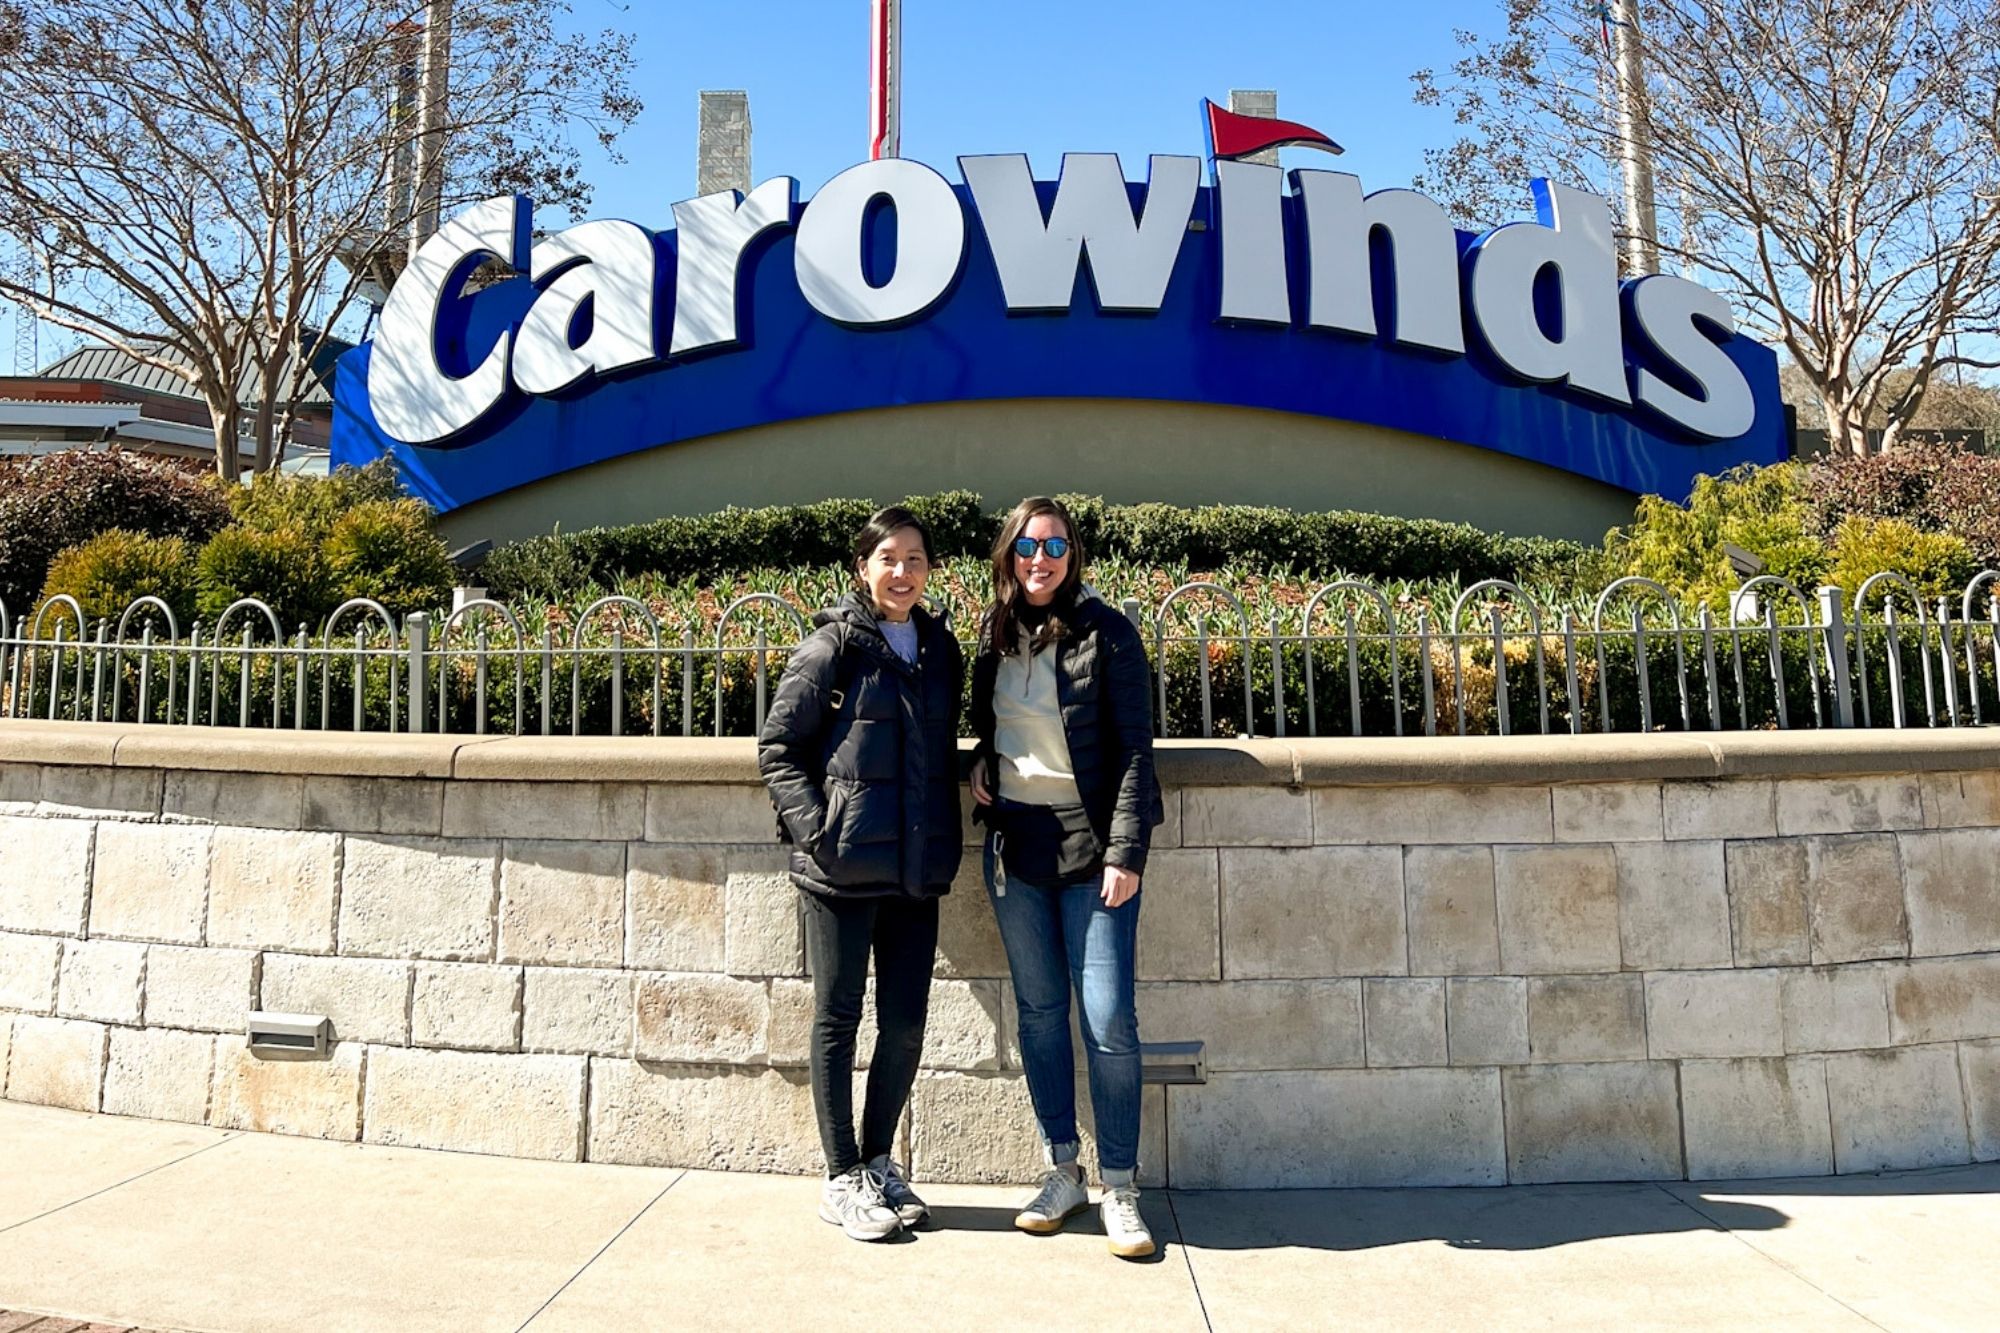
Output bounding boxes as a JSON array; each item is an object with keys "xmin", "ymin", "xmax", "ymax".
[{"xmin": 994, "ymin": 624, "xmax": 1082, "ymax": 806}]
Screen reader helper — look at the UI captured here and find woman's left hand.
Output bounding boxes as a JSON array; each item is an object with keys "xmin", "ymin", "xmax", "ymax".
[{"xmin": 1101, "ymin": 865, "xmax": 1141, "ymax": 908}]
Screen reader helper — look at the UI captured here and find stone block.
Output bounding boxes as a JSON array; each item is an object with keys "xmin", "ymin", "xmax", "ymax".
[
  {"xmin": 1646, "ymin": 969, "xmax": 1784, "ymax": 1060},
  {"xmin": 1528, "ymin": 975, "xmax": 1646, "ymax": 1063},
  {"xmin": 1220, "ymin": 846, "xmax": 1406, "ymax": 978},
  {"xmin": 1137, "ymin": 979, "xmax": 1362, "ymax": 1071},
  {"xmin": 102, "ymin": 1026, "xmax": 215, "ymax": 1124},
  {"xmin": 1897, "ymin": 828, "xmax": 2000, "ymax": 957},
  {"xmin": 261, "ymin": 953, "xmax": 411, "ymax": 1046},
  {"xmin": 1447, "ymin": 976, "xmax": 1528, "ymax": 1066},
  {"xmin": 1680, "ymin": 1057, "xmax": 1834, "ymax": 1180},
  {"xmin": 1156, "ymin": 788, "xmax": 1183, "ymax": 849},
  {"xmin": 645, "ymin": 784, "xmax": 779, "ymax": 844},
  {"xmin": 1554, "ymin": 782, "xmax": 1663, "ymax": 842},
  {"xmin": 522, "ymin": 967, "xmax": 634, "ymax": 1057},
  {"xmin": 1805, "ymin": 834, "xmax": 1909, "ymax": 964},
  {"xmin": 144, "ymin": 945, "xmax": 259, "ymax": 1033},
  {"xmin": 724, "ymin": 872, "xmax": 803, "ymax": 977},
  {"xmin": 0, "ymin": 1017, "xmax": 9, "ymax": 1089},
  {"xmin": 444, "ymin": 780, "xmax": 644, "ymax": 843},
  {"xmin": 339, "ymin": 835, "xmax": 497, "ymax": 961},
  {"xmin": 1887, "ymin": 955, "xmax": 2000, "ymax": 1045},
  {"xmin": 0, "ymin": 930, "xmax": 62, "ymax": 1012},
  {"xmin": 1184, "ymin": 785, "xmax": 1311, "ymax": 846},
  {"xmin": 1169, "ymin": 1068, "xmax": 1505, "ymax": 1189},
  {"xmin": 922, "ymin": 978, "xmax": 1012, "ymax": 1071},
  {"xmin": 497, "ymin": 840, "xmax": 626, "ymax": 968},
  {"xmin": 303, "ymin": 775, "xmax": 444, "ymax": 836},
  {"xmin": 1364, "ymin": 977, "xmax": 1446, "ymax": 1068},
  {"xmin": 1429, "ymin": 786, "xmax": 1556, "ymax": 845},
  {"xmin": 1963, "ymin": 1039, "xmax": 2000, "ymax": 1162},
  {"xmin": 1310, "ymin": 786, "xmax": 1427, "ymax": 845},
  {"xmin": 87, "ymin": 822, "xmax": 211, "ymax": 945},
  {"xmin": 1776, "ymin": 776, "xmax": 1922, "ymax": 837},
  {"xmin": 5, "ymin": 1015, "xmax": 106, "ymax": 1111},
  {"xmin": 1781, "ymin": 965, "xmax": 1890, "ymax": 1054},
  {"xmin": 766, "ymin": 976, "xmax": 875, "ymax": 1069},
  {"xmin": 1616, "ymin": 840, "xmax": 1731, "ymax": 970},
  {"xmin": 1825, "ymin": 1045, "xmax": 1972, "ymax": 1173},
  {"xmin": 1724, "ymin": 840, "xmax": 1811, "ymax": 966},
  {"xmin": 364, "ymin": 1045, "xmax": 586, "ymax": 1161},
  {"xmin": 162, "ymin": 770, "xmax": 303, "ymax": 829},
  {"xmin": 56, "ymin": 937, "xmax": 145, "ymax": 1024},
  {"xmin": 1664, "ymin": 780, "xmax": 1777, "ymax": 841},
  {"xmin": 587, "ymin": 1060, "xmax": 820, "ymax": 1173},
  {"xmin": 934, "ymin": 856, "xmax": 1008, "ymax": 979},
  {"xmin": 1493, "ymin": 845, "xmax": 1620, "ymax": 975},
  {"xmin": 1136, "ymin": 848, "xmax": 1220, "ymax": 981},
  {"xmin": 0, "ymin": 761, "xmax": 38, "ymax": 814},
  {"xmin": 633, "ymin": 972, "xmax": 768, "ymax": 1063},
  {"xmin": 0, "ymin": 815, "xmax": 93, "ymax": 934},
  {"xmin": 411, "ymin": 962, "xmax": 522, "ymax": 1052},
  {"xmin": 909, "ymin": 1070, "xmax": 1167, "ymax": 1187},
  {"xmin": 1919, "ymin": 770, "xmax": 2000, "ymax": 829},
  {"xmin": 625, "ymin": 844, "xmax": 728, "ymax": 971},
  {"xmin": 37, "ymin": 765, "xmax": 161, "ymax": 820},
  {"xmin": 1403, "ymin": 846, "xmax": 1499, "ymax": 975},
  {"xmin": 1502, "ymin": 1061, "xmax": 1683, "ymax": 1183},
  {"xmin": 205, "ymin": 827, "xmax": 339, "ymax": 953},
  {"xmin": 209, "ymin": 1040, "xmax": 363, "ymax": 1141}
]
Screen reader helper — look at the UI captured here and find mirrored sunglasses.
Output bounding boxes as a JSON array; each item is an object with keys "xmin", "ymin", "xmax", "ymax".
[{"xmin": 1012, "ymin": 536, "xmax": 1070, "ymax": 560}]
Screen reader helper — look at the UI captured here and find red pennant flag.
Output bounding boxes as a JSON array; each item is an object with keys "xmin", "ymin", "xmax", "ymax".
[{"xmin": 1203, "ymin": 98, "xmax": 1344, "ymax": 161}]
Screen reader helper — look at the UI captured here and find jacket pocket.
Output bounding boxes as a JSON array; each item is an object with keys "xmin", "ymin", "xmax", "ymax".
[{"xmin": 810, "ymin": 780, "xmax": 852, "ymax": 866}]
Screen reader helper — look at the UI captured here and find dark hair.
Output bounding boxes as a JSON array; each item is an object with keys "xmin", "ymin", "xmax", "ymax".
[
  {"xmin": 850, "ymin": 506, "xmax": 934, "ymax": 611},
  {"xmin": 985, "ymin": 496, "xmax": 1084, "ymax": 653}
]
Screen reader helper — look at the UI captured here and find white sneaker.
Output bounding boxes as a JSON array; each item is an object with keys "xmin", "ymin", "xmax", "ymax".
[
  {"xmin": 869, "ymin": 1154, "xmax": 930, "ymax": 1228},
  {"xmin": 1014, "ymin": 1164, "xmax": 1089, "ymax": 1234},
  {"xmin": 1101, "ymin": 1184, "xmax": 1156, "ymax": 1258},
  {"xmin": 819, "ymin": 1165, "xmax": 902, "ymax": 1241}
]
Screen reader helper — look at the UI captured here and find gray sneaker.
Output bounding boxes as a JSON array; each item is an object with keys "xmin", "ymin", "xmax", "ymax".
[
  {"xmin": 868, "ymin": 1154, "xmax": 930, "ymax": 1228},
  {"xmin": 1014, "ymin": 1164, "xmax": 1089, "ymax": 1234},
  {"xmin": 819, "ymin": 1165, "xmax": 902, "ymax": 1241},
  {"xmin": 1101, "ymin": 1183, "xmax": 1156, "ymax": 1258}
]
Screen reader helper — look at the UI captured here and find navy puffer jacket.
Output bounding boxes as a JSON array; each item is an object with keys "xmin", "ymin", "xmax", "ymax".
[{"xmin": 757, "ymin": 594, "xmax": 965, "ymax": 898}]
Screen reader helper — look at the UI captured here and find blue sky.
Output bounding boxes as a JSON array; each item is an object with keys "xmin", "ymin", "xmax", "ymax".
[{"xmin": 566, "ymin": 0, "xmax": 1511, "ymax": 225}]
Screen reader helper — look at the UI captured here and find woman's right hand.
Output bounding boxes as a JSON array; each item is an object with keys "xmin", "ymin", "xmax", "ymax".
[{"xmin": 969, "ymin": 757, "xmax": 994, "ymax": 806}]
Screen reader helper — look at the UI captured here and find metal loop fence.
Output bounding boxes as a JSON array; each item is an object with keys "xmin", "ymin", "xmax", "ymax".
[{"xmin": 3, "ymin": 574, "xmax": 1998, "ymax": 739}]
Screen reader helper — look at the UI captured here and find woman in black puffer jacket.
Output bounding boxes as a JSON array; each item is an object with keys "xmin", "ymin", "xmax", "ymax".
[{"xmin": 757, "ymin": 506, "xmax": 963, "ymax": 1242}]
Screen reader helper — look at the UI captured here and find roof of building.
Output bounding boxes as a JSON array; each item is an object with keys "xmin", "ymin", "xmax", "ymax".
[{"xmin": 37, "ymin": 329, "xmax": 353, "ymax": 409}]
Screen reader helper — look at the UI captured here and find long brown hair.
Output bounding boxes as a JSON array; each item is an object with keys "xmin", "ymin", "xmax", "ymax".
[{"xmin": 985, "ymin": 496, "xmax": 1084, "ymax": 654}]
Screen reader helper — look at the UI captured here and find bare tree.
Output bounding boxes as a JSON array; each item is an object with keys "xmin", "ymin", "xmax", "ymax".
[
  {"xmin": 1413, "ymin": 0, "xmax": 2000, "ymax": 456},
  {"xmin": 0, "ymin": 1, "xmax": 639, "ymax": 479}
]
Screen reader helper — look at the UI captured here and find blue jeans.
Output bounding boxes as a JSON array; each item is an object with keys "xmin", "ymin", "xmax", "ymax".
[{"xmin": 983, "ymin": 835, "xmax": 1143, "ymax": 1184}]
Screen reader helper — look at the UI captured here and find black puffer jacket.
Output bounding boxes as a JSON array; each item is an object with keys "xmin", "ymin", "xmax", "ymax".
[
  {"xmin": 758, "ymin": 594, "xmax": 965, "ymax": 898},
  {"xmin": 970, "ymin": 593, "xmax": 1165, "ymax": 873}
]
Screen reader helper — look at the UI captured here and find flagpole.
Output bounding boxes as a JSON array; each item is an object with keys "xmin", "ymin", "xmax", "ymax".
[
  {"xmin": 870, "ymin": 0, "xmax": 901, "ymax": 159},
  {"xmin": 1610, "ymin": 0, "xmax": 1660, "ymax": 275}
]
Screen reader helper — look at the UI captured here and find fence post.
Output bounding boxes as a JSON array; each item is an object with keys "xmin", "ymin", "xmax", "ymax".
[
  {"xmin": 406, "ymin": 612, "xmax": 429, "ymax": 734},
  {"xmin": 1818, "ymin": 585, "xmax": 1855, "ymax": 728}
]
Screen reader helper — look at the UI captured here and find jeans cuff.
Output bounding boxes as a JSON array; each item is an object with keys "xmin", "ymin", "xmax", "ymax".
[
  {"xmin": 1044, "ymin": 1140, "xmax": 1082, "ymax": 1168},
  {"xmin": 1099, "ymin": 1165, "xmax": 1138, "ymax": 1188}
]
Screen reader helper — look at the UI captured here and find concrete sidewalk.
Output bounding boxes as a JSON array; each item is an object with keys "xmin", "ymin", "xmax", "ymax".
[{"xmin": 1, "ymin": 1102, "xmax": 1995, "ymax": 1332}]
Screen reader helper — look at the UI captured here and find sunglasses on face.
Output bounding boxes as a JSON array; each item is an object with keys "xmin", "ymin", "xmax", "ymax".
[{"xmin": 1012, "ymin": 536, "xmax": 1070, "ymax": 560}]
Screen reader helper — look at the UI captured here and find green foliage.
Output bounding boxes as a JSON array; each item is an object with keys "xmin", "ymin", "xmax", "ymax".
[
  {"xmin": 0, "ymin": 450, "xmax": 230, "ymax": 614},
  {"xmin": 1827, "ymin": 516, "xmax": 1977, "ymax": 606},
  {"xmin": 1804, "ymin": 441, "xmax": 2000, "ymax": 569},
  {"xmin": 229, "ymin": 458, "xmax": 405, "ymax": 542},
  {"xmin": 323, "ymin": 500, "xmax": 455, "ymax": 617},
  {"xmin": 195, "ymin": 526, "xmax": 334, "ymax": 631},
  {"xmin": 482, "ymin": 491, "xmax": 1601, "ymax": 604},
  {"xmin": 37, "ymin": 530, "xmax": 199, "ymax": 625},
  {"xmin": 1609, "ymin": 464, "xmax": 1828, "ymax": 611}
]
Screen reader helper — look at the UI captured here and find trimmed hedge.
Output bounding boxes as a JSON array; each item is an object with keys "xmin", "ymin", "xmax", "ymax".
[{"xmin": 481, "ymin": 491, "xmax": 1602, "ymax": 602}]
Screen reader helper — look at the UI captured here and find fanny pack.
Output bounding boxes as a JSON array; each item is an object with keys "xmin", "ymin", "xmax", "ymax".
[{"xmin": 991, "ymin": 797, "xmax": 1102, "ymax": 888}]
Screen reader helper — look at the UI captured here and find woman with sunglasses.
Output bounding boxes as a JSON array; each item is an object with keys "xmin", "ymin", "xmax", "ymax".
[
  {"xmin": 969, "ymin": 496, "xmax": 1165, "ymax": 1259},
  {"xmin": 758, "ymin": 506, "xmax": 964, "ymax": 1241}
]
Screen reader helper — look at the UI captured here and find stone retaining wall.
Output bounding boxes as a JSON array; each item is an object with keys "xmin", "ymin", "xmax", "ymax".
[{"xmin": 1, "ymin": 722, "xmax": 1997, "ymax": 1188}]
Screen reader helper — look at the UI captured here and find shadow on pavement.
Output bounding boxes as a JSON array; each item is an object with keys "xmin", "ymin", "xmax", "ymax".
[
  {"xmin": 1677, "ymin": 1160, "xmax": 2000, "ymax": 1200},
  {"xmin": 1164, "ymin": 1182, "xmax": 1788, "ymax": 1252},
  {"xmin": 927, "ymin": 1202, "xmax": 1176, "ymax": 1264}
]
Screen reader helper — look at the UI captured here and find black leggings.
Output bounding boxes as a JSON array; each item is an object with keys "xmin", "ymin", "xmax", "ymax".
[{"xmin": 802, "ymin": 890, "xmax": 939, "ymax": 1176}]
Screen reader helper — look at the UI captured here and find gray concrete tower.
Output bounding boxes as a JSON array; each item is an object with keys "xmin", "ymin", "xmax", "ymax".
[
  {"xmin": 697, "ymin": 91, "xmax": 753, "ymax": 196},
  {"xmin": 1228, "ymin": 89, "xmax": 1280, "ymax": 167}
]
